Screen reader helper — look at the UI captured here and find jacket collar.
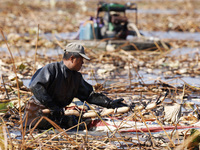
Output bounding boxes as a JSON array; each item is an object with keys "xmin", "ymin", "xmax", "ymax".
[{"xmin": 60, "ymin": 61, "xmax": 74, "ymax": 78}]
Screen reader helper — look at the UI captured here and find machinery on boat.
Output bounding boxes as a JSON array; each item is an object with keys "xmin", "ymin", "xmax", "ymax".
[
  {"xmin": 80, "ymin": 2, "xmax": 138, "ymax": 40},
  {"xmin": 68, "ymin": 2, "xmax": 170, "ymax": 51}
]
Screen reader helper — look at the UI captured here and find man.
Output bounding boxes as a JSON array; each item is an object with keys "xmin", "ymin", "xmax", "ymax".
[{"xmin": 23, "ymin": 43, "xmax": 126, "ymax": 129}]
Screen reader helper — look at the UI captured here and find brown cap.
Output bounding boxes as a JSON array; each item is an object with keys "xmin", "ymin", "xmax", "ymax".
[{"xmin": 64, "ymin": 43, "xmax": 90, "ymax": 60}]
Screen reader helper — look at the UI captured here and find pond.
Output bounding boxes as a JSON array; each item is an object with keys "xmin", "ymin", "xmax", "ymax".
[
  {"xmin": 14, "ymin": 30, "xmax": 199, "ymax": 86},
  {"xmin": 2, "ymin": 0, "xmax": 200, "ymax": 149},
  {"xmin": 1, "ymin": 29, "xmax": 199, "ymax": 89},
  {"xmin": 142, "ymin": 30, "xmax": 200, "ymax": 42}
]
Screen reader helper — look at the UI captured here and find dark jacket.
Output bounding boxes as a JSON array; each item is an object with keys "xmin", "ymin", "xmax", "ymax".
[{"xmin": 29, "ymin": 61, "xmax": 93, "ymax": 108}]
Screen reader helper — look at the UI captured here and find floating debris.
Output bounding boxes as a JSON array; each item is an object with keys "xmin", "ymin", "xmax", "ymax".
[{"xmin": 0, "ymin": 0, "xmax": 200, "ymax": 149}]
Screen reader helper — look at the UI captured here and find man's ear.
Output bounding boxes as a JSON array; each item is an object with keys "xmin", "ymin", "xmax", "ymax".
[{"xmin": 70, "ymin": 56, "xmax": 75, "ymax": 63}]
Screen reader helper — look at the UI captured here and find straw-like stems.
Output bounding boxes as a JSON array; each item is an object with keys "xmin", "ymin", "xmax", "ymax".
[
  {"xmin": 28, "ymin": 127, "xmax": 54, "ymax": 144},
  {"xmin": 85, "ymin": 102, "xmax": 123, "ymax": 145},
  {"xmin": 0, "ymin": 29, "xmax": 25, "ymax": 147},
  {"xmin": 169, "ymin": 84, "xmax": 186, "ymax": 141},
  {"xmin": 138, "ymin": 110, "xmax": 155, "ymax": 147},
  {"xmin": 152, "ymin": 46, "xmax": 175, "ymax": 63},
  {"xmin": 76, "ymin": 101, "xmax": 86, "ymax": 141},
  {"xmin": 116, "ymin": 41, "xmax": 130, "ymax": 51},
  {"xmin": 85, "ymin": 101, "xmax": 113, "ymax": 133},
  {"xmin": 150, "ymin": 110, "xmax": 175, "ymax": 147},
  {"xmin": 52, "ymin": 35, "xmax": 64, "ymax": 60},
  {"xmin": 133, "ymin": 64, "xmax": 145, "ymax": 85},
  {"xmin": 128, "ymin": 61, "xmax": 131, "ymax": 90},
  {"xmin": 133, "ymin": 113, "xmax": 141, "ymax": 149},
  {"xmin": 0, "ymin": 125, "xmax": 9, "ymax": 149},
  {"xmin": 108, "ymin": 117, "xmax": 131, "ymax": 149},
  {"xmin": 180, "ymin": 78, "xmax": 200, "ymax": 90},
  {"xmin": 42, "ymin": 122, "xmax": 88, "ymax": 149},
  {"xmin": 0, "ymin": 117, "xmax": 13, "ymax": 148},
  {"xmin": 33, "ymin": 24, "xmax": 39, "ymax": 74},
  {"xmin": 2, "ymin": 125, "xmax": 8, "ymax": 150},
  {"xmin": 183, "ymin": 129, "xmax": 191, "ymax": 142},
  {"xmin": 154, "ymin": 41, "xmax": 163, "ymax": 52},
  {"xmin": 1, "ymin": 75, "xmax": 9, "ymax": 99},
  {"xmin": 175, "ymin": 129, "xmax": 200, "ymax": 150},
  {"xmin": 181, "ymin": 84, "xmax": 186, "ymax": 104},
  {"xmin": 130, "ymin": 42, "xmax": 139, "ymax": 51},
  {"xmin": 0, "ymin": 30, "xmax": 20, "ymax": 102},
  {"xmin": 26, "ymin": 116, "xmax": 78, "ymax": 147},
  {"xmin": 126, "ymin": 113, "xmax": 153, "ymax": 147}
]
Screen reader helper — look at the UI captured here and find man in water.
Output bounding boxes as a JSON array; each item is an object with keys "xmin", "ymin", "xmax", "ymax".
[{"xmin": 23, "ymin": 43, "xmax": 126, "ymax": 129}]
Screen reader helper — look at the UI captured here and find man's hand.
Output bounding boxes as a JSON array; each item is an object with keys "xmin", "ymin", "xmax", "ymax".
[
  {"xmin": 108, "ymin": 98, "xmax": 128, "ymax": 109},
  {"xmin": 87, "ymin": 92, "xmax": 127, "ymax": 109},
  {"xmin": 49, "ymin": 106, "xmax": 64, "ymax": 121}
]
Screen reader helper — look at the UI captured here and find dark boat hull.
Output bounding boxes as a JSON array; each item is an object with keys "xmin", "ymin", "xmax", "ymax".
[{"xmin": 65, "ymin": 38, "xmax": 170, "ymax": 51}]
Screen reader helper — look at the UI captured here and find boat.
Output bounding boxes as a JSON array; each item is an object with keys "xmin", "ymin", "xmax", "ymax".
[{"xmin": 66, "ymin": 2, "xmax": 170, "ymax": 51}]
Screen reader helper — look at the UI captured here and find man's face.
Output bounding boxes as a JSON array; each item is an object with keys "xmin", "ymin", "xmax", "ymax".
[{"xmin": 72, "ymin": 56, "xmax": 84, "ymax": 71}]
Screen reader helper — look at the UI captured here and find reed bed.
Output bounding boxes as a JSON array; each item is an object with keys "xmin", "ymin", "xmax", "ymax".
[
  {"xmin": 0, "ymin": 0, "xmax": 200, "ymax": 149},
  {"xmin": 0, "ymin": 31, "xmax": 199, "ymax": 149}
]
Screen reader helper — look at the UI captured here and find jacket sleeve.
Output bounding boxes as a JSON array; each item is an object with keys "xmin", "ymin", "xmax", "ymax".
[
  {"xmin": 87, "ymin": 91, "xmax": 112, "ymax": 108},
  {"xmin": 76, "ymin": 74, "xmax": 113, "ymax": 108},
  {"xmin": 29, "ymin": 65, "xmax": 57, "ymax": 108},
  {"xmin": 76, "ymin": 74, "xmax": 93, "ymax": 102}
]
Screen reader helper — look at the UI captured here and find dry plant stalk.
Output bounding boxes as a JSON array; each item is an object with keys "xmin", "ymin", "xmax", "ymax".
[
  {"xmin": 0, "ymin": 29, "xmax": 25, "ymax": 147},
  {"xmin": 138, "ymin": 110, "xmax": 155, "ymax": 147},
  {"xmin": 33, "ymin": 24, "xmax": 39, "ymax": 74},
  {"xmin": 150, "ymin": 111, "xmax": 175, "ymax": 147},
  {"xmin": 25, "ymin": 116, "xmax": 80, "ymax": 149},
  {"xmin": 175, "ymin": 129, "xmax": 200, "ymax": 150},
  {"xmin": 1, "ymin": 75, "xmax": 9, "ymax": 99}
]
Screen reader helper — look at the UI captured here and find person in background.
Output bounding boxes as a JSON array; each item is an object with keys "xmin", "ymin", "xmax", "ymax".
[{"xmin": 23, "ymin": 42, "xmax": 127, "ymax": 129}]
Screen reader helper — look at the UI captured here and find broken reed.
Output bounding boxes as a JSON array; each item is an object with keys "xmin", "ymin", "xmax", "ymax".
[{"xmin": 0, "ymin": 29, "xmax": 25, "ymax": 148}]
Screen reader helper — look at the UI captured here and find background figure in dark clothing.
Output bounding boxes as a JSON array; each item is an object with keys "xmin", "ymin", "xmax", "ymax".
[{"xmin": 23, "ymin": 42, "xmax": 127, "ymax": 129}]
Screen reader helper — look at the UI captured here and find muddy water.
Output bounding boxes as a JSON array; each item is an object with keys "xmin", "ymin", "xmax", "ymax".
[
  {"xmin": 2, "ymin": 31, "xmax": 199, "ymax": 150},
  {"xmin": 6, "ymin": 30, "xmax": 199, "ymax": 89},
  {"xmin": 0, "ymin": 29, "xmax": 198, "ymax": 89},
  {"xmin": 44, "ymin": 30, "xmax": 200, "ymax": 42},
  {"xmin": 142, "ymin": 30, "xmax": 200, "ymax": 42}
]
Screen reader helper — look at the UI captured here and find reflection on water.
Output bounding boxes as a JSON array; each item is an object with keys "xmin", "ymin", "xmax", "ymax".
[
  {"xmin": 52, "ymin": 30, "xmax": 200, "ymax": 42},
  {"xmin": 168, "ymin": 47, "xmax": 200, "ymax": 57},
  {"xmin": 141, "ymin": 30, "xmax": 200, "ymax": 41},
  {"xmin": 137, "ymin": 9, "xmax": 178, "ymax": 15}
]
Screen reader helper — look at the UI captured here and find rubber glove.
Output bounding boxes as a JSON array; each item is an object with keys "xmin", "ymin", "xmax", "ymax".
[{"xmin": 107, "ymin": 98, "xmax": 128, "ymax": 109}]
